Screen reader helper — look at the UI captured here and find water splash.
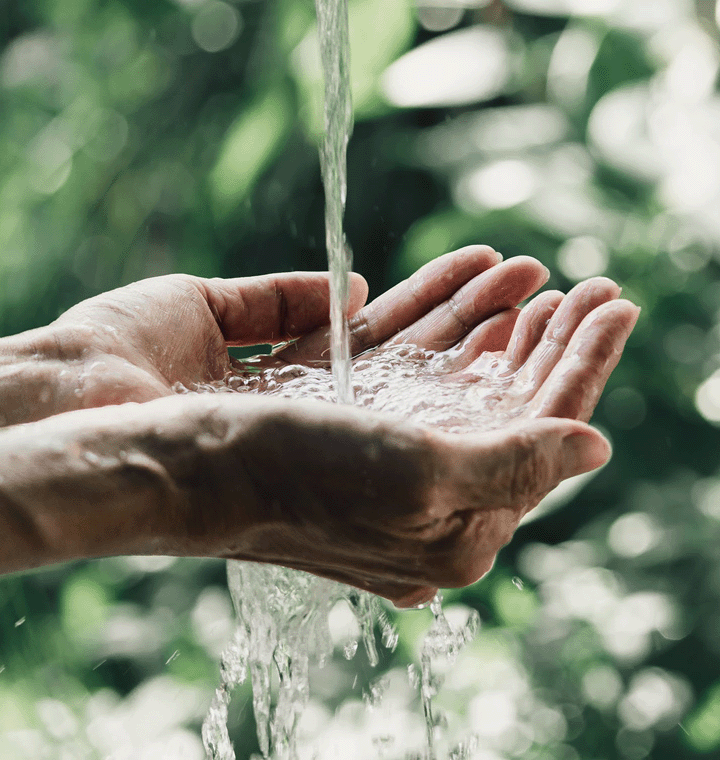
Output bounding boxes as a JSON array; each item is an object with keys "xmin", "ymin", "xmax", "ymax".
[
  {"xmin": 179, "ymin": 343, "xmax": 529, "ymax": 436},
  {"xmin": 417, "ymin": 593, "xmax": 480, "ymax": 760},
  {"xmin": 199, "ymin": 0, "xmax": 489, "ymax": 754}
]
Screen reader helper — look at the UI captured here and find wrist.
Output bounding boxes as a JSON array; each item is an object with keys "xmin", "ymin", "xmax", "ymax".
[
  {"xmin": 0, "ymin": 395, "xmax": 263, "ymax": 571},
  {"xmin": 0, "ymin": 323, "xmax": 95, "ymax": 427}
]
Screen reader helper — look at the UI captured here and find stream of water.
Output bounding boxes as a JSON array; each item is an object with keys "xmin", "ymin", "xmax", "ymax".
[
  {"xmin": 199, "ymin": 1, "xmax": 490, "ymax": 757},
  {"xmin": 315, "ymin": 0, "xmax": 354, "ymax": 406}
]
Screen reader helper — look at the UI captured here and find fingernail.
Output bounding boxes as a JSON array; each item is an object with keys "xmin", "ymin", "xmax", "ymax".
[
  {"xmin": 562, "ymin": 431, "xmax": 611, "ymax": 477},
  {"xmin": 495, "ymin": 250, "xmax": 504, "ymax": 262}
]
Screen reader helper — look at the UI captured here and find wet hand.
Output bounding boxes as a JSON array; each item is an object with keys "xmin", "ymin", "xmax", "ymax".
[
  {"xmin": 431, "ymin": 276, "xmax": 641, "ymax": 426},
  {"xmin": 41, "ymin": 244, "xmax": 529, "ymax": 416},
  {"xmin": 178, "ymin": 396, "xmax": 612, "ymax": 608},
  {"xmin": 44, "ymin": 270, "xmax": 370, "ymax": 414},
  {"xmin": 251, "ymin": 245, "xmax": 547, "ymax": 369}
]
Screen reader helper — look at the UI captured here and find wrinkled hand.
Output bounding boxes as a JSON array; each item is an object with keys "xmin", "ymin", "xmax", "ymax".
[
  {"xmin": 7, "ymin": 245, "xmax": 638, "ymax": 608},
  {"xmin": 45, "ymin": 246, "xmax": 508, "ymax": 411},
  {"xmin": 48, "ymin": 269, "xmax": 370, "ymax": 411},
  {"xmin": 173, "ymin": 394, "xmax": 611, "ymax": 609},
  {"xmin": 41, "ymin": 245, "xmax": 544, "ymax": 417},
  {"xmin": 397, "ymin": 271, "xmax": 640, "ymax": 426},
  {"xmin": 202, "ymin": 251, "xmax": 639, "ymax": 607},
  {"xmin": 243, "ymin": 249, "xmax": 638, "ymax": 430}
]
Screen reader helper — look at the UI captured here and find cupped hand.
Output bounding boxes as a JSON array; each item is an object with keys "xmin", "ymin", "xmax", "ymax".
[
  {"xmin": 29, "ymin": 246, "xmax": 638, "ymax": 609},
  {"xmin": 211, "ymin": 268, "xmax": 639, "ymax": 607},
  {"xmin": 243, "ymin": 246, "xmax": 546, "ymax": 372},
  {"xmin": 175, "ymin": 395, "xmax": 611, "ymax": 609},
  {"xmin": 45, "ymin": 244, "xmax": 542, "ymax": 415},
  {"xmin": 48, "ymin": 269, "xmax": 371, "ymax": 411},
  {"xmin": 424, "ymin": 275, "xmax": 640, "ymax": 427}
]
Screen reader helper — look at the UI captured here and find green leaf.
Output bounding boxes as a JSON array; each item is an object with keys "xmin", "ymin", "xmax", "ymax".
[
  {"xmin": 209, "ymin": 86, "xmax": 292, "ymax": 219},
  {"xmin": 685, "ymin": 681, "xmax": 720, "ymax": 753}
]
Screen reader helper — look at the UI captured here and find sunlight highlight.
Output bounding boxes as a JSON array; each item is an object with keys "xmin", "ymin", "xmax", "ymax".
[{"xmin": 381, "ymin": 26, "xmax": 510, "ymax": 108}]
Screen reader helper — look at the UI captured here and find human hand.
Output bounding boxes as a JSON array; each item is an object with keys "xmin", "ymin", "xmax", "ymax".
[
  {"xmin": 239, "ymin": 245, "xmax": 548, "ymax": 374},
  {"xmin": 0, "ymin": 265, "xmax": 636, "ymax": 606},
  {"xmin": 406, "ymin": 274, "xmax": 641, "ymax": 428},
  {"xmin": 0, "ymin": 269, "xmax": 370, "ymax": 426},
  {"xmin": 0, "ymin": 245, "xmax": 636, "ymax": 610},
  {"xmin": 163, "ymin": 396, "xmax": 613, "ymax": 608},
  {"xmin": 211, "ymin": 276, "xmax": 639, "ymax": 606},
  {"xmin": 0, "ymin": 246, "xmax": 512, "ymax": 425},
  {"xmin": 228, "ymin": 253, "xmax": 637, "ymax": 439},
  {"xmin": 9, "ymin": 244, "xmax": 541, "ymax": 423},
  {"xmin": 0, "ymin": 391, "xmax": 605, "ymax": 609},
  {"xmin": 210, "ymin": 268, "xmax": 639, "ymax": 606}
]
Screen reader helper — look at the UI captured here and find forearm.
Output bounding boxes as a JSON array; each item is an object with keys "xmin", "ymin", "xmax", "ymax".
[{"xmin": 0, "ymin": 395, "xmax": 265, "ymax": 573}]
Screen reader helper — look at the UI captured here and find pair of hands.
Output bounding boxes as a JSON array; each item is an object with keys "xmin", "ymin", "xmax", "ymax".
[{"xmin": 16, "ymin": 246, "xmax": 637, "ymax": 606}]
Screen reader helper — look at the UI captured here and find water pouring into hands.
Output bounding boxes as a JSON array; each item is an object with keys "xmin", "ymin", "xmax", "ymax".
[{"xmin": 0, "ymin": 246, "xmax": 638, "ymax": 608}]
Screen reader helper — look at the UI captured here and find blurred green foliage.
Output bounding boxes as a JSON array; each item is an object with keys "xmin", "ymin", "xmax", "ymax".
[{"xmin": 3, "ymin": 0, "xmax": 720, "ymax": 758}]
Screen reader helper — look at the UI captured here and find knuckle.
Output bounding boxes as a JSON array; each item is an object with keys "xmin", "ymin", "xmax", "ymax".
[{"xmin": 348, "ymin": 311, "xmax": 375, "ymax": 353}]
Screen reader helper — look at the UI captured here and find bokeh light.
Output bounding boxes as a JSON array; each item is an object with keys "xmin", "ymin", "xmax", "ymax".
[{"xmin": 1, "ymin": 0, "xmax": 720, "ymax": 758}]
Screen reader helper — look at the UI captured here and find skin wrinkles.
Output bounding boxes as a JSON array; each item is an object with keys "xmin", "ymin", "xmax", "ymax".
[{"xmin": 0, "ymin": 247, "xmax": 638, "ymax": 606}]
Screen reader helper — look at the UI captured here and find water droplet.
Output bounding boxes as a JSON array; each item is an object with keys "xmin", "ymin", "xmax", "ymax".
[
  {"xmin": 14, "ymin": 617, "xmax": 25, "ymax": 627},
  {"xmin": 512, "ymin": 576, "xmax": 524, "ymax": 590},
  {"xmin": 343, "ymin": 640, "xmax": 358, "ymax": 659},
  {"xmin": 380, "ymin": 619, "xmax": 399, "ymax": 651},
  {"xmin": 363, "ymin": 675, "xmax": 389, "ymax": 710},
  {"xmin": 408, "ymin": 664, "xmax": 420, "ymax": 689}
]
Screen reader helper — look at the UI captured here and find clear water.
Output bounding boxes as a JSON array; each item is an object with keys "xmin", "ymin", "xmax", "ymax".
[
  {"xmin": 202, "ymin": 563, "xmax": 387, "ymax": 760},
  {"xmin": 186, "ymin": 344, "xmax": 528, "ymax": 436},
  {"xmin": 200, "ymin": 0, "xmax": 490, "ymax": 756},
  {"xmin": 315, "ymin": 0, "xmax": 354, "ymax": 406}
]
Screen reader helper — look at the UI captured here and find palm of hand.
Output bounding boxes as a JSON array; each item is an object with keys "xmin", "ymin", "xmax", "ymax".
[
  {"xmin": 56, "ymin": 276, "xmax": 234, "ymax": 407},
  {"xmin": 49, "ymin": 246, "xmax": 638, "ymax": 609},
  {"xmin": 51, "ymin": 247, "xmax": 515, "ymax": 408}
]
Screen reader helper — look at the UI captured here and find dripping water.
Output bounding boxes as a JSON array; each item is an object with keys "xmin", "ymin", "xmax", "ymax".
[{"xmin": 200, "ymin": 0, "xmax": 485, "ymax": 756}]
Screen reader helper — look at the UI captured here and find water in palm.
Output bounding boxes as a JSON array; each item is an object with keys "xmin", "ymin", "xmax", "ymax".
[{"xmin": 199, "ymin": 1, "xmax": 481, "ymax": 757}]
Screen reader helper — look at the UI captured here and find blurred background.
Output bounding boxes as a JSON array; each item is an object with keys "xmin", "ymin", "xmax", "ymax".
[{"xmin": 2, "ymin": 0, "xmax": 720, "ymax": 757}]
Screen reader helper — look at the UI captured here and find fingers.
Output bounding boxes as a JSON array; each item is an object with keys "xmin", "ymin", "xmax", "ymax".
[
  {"xmin": 386, "ymin": 256, "xmax": 550, "ymax": 351},
  {"xmin": 197, "ymin": 271, "xmax": 369, "ymax": 346},
  {"xmin": 529, "ymin": 299, "xmax": 641, "ymax": 421},
  {"xmin": 502, "ymin": 290, "xmax": 564, "ymax": 371},
  {"xmin": 348, "ymin": 245, "xmax": 501, "ymax": 355},
  {"xmin": 438, "ymin": 308, "xmax": 520, "ymax": 372},
  {"xmin": 509, "ymin": 277, "xmax": 621, "ymax": 397}
]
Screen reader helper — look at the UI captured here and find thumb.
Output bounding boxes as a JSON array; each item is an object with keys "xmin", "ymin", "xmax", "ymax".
[
  {"xmin": 198, "ymin": 271, "xmax": 369, "ymax": 346},
  {"xmin": 477, "ymin": 418, "xmax": 611, "ymax": 506}
]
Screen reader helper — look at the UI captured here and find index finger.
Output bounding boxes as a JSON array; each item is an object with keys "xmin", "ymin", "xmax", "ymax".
[{"xmin": 349, "ymin": 245, "xmax": 502, "ymax": 354}]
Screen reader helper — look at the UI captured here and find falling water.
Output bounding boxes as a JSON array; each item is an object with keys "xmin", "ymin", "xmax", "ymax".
[
  {"xmin": 315, "ymin": 0, "xmax": 354, "ymax": 405},
  {"xmin": 200, "ymin": 0, "xmax": 484, "ymax": 757}
]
